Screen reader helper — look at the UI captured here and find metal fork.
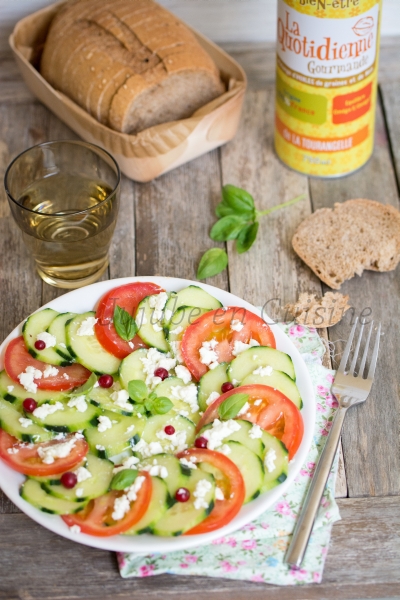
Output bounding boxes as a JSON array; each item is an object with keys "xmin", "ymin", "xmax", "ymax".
[{"xmin": 284, "ymin": 317, "xmax": 381, "ymax": 568}]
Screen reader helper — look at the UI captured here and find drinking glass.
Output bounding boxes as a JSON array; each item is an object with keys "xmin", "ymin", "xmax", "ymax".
[{"xmin": 4, "ymin": 140, "xmax": 120, "ymax": 289}]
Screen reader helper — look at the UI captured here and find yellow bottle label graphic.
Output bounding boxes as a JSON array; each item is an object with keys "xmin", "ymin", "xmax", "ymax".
[{"xmin": 274, "ymin": 0, "xmax": 382, "ymax": 177}]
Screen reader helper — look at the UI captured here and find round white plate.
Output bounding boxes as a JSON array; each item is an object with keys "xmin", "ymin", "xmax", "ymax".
[{"xmin": 0, "ymin": 277, "xmax": 315, "ymax": 553}]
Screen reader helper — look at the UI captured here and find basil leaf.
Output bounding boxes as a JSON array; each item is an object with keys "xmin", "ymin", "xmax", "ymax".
[
  {"xmin": 113, "ymin": 305, "xmax": 138, "ymax": 342},
  {"xmin": 222, "ymin": 185, "xmax": 256, "ymax": 218},
  {"xmin": 128, "ymin": 380, "xmax": 148, "ymax": 403},
  {"xmin": 111, "ymin": 469, "xmax": 138, "ymax": 491},
  {"xmin": 218, "ymin": 393, "xmax": 249, "ymax": 420},
  {"xmin": 145, "ymin": 396, "xmax": 173, "ymax": 415},
  {"xmin": 236, "ymin": 221, "xmax": 259, "ymax": 254},
  {"xmin": 70, "ymin": 372, "xmax": 98, "ymax": 397},
  {"xmin": 210, "ymin": 215, "xmax": 247, "ymax": 242},
  {"xmin": 197, "ymin": 248, "xmax": 228, "ymax": 280},
  {"xmin": 148, "ymin": 392, "xmax": 157, "ymax": 401},
  {"xmin": 215, "ymin": 201, "xmax": 237, "ymax": 219}
]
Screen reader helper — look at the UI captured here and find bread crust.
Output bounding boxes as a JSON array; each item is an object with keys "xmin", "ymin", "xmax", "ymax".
[
  {"xmin": 292, "ymin": 199, "xmax": 400, "ymax": 289},
  {"xmin": 40, "ymin": 0, "xmax": 224, "ymax": 134}
]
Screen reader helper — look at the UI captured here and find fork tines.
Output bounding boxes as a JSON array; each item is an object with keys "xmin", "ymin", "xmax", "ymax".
[{"xmin": 338, "ymin": 317, "xmax": 381, "ymax": 380}]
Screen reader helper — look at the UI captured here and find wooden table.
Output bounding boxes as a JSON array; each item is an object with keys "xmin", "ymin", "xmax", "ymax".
[{"xmin": 1, "ymin": 38, "xmax": 400, "ymax": 600}]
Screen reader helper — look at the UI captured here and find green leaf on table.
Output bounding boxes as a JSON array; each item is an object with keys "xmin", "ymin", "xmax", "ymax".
[
  {"xmin": 222, "ymin": 184, "xmax": 256, "ymax": 218},
  {"xmin": 111, "ymin": 469, "xmax": 138, "ymax": 491},
  {"xmin": 210, "ymin": 215, "xmax": 247, "ymax": 242},
  {"xmin": 197, "ymin": 248, "xmax": 228, "ymax": 280},
  {"xmin": 215, "ymin": 202, "xmax": 238, "ymax": 219},
  {"xmin": 128, "ymin": 380, "xmax": 148, "ymax": 403},
  {"xmin": 113, "ymin": 305, "xmax": 138, "ymax": 341},
  {"xmin": 218, "ymin": 393, "xmax": 249, "ymax": 420},
  {"xmin": 145, "ymin": 396, "xmax": 173, "ymax": 415},
  {"xmin": 70, "ymin": 372, "xmax": 98, "ymax": 397},
  {"xmin": 236, "ymin": 221, "xmax": 259, "ymax": 254}
]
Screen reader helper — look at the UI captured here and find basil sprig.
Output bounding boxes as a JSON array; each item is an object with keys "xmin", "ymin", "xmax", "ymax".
[
  {"xmin": 111, "ymin": 469, "xmax": 138, "ymax": 491},
  {"xmin": 128, "ymin": 380, "xmax": 148, "ymax": 403},
  {"xmin": 113, "ymin": 305, "xmax": 138, "ymax": 341},
  {"xmin": 127, "ymin": 380, "xmax": 173, "ymax": 416},
  {"xmin": 197, "ymin": 185, "xmax": 306, "ymax": 279},
  {"xmin": 218, "ymin": 393, "xmax": 249, "ymax": 420},
  {"xmin": 145, "ymin": 395, "xmax": 173, "ymax": 415}
]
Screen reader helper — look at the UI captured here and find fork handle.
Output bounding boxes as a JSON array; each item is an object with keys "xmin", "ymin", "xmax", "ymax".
[{"xmin": 284, "ymin": 405, "xmax": 347, "ymax": 568}]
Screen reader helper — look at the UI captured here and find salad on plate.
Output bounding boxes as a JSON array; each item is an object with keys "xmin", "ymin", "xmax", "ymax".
[{"xmin": 0, "ymin": 281, "xmax": 305, "ymax": 540}]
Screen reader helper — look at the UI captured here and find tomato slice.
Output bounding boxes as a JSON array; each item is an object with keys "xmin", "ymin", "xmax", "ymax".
[
  {"xmin": 181, "ymin": 307, "xmax": 275, "ymax": 380},
  {"xmin": 0, "ymin": 430, "xmax": 89, "ymax": 476},
  {"xmin": 196, "ymin": 384, "xmax": 304, "ymax": 459},
  {"xmin": 94, "ymin": 282, "xmax": 164, "ymax": 359},
  {"xmin": 62, "ymin": 471, "xmax": 152, "ymax": 536},
  {"xmin": 4, "ymin": 337, "xmax": 90, "ymax": 391},
  {"xmin": 177, "ymin": 448, "xmax": 245, "ymax": 535}
]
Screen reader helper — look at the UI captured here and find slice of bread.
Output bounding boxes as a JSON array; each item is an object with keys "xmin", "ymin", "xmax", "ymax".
[
  {"xmin": 292, "ymin": 199, "xmax": 400, "ymax": 289},
  {"xmin": 285, "ymin": 292, "xmax": 351, "ymax": 328}
]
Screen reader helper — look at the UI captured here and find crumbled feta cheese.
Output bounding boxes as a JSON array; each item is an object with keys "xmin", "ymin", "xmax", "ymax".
[
  {"xmin": 140, "ymin": 347, "xmax": 177, "ymax": 388},
  {"xmin": 177, "ymin": 409, "xmax": 189, "ymax": 417},
  {"xmin": 215, "ymin": 486, "xmax": 225, "ymax": 501},
  {"xmin": 175, "ymin": 364, "xmax": 192, "ymax": 384},
  {"xmin": 202, "ymin": 419, "xmax": 240, "ymax": 450},
  {"xmin": 170, "ymin": 325, "xmax": 183, "ymax": 336},
  {"xmin": 230, "ymin": 319, "xmax": 244, "ymax": 332},
  {"xmin": 67, "ymin": 395, "xmax": 88, "ymax": 413},
  {"xmin": 19, "ymin": 417, "xmax": 33, "ymax": 428},
  {"xmin": 18, "ymin": 366, "xmax": 42, "ymax": 394},
  {"xmin": 133, "ymin": 438, "xmax": 164, "ymax": 458},
  {"xmin": 97, "ymin": 415, "xmax": 112, "ymax": 432},
  {"xmin": 237, "ymin": 401, "xmax": 250, "ymax": 417},
  {"xmin": 43, "ymin": 365, "xmax": 59, "ymax": 378},
  {"xmin": 128, "ymin": 341, "xmax": 134, "ymax": 349},
  {"xmin": 54, "ymin": 432, "xmax": 66, "ymax": 440},
  {"xmin": 149, "ymin": 292, "xmax": 168, "ymax": 332},
  {"xmin": 75, "ymin": 487, "xmax": 84, "ymax": 498},
  {"xmin": 112, "ymin": 455, "xmax": 140, "ymax": 474},
  {"xmin": 36, "ymin": 331, "xmax": 57, "ymax": 348},
  {"xmin": 7, "ymin": 385, "xmax": 14, "ymax": 393},
  {"xmin": 199, "ymin": 338, "xmax": 219, "ymax": 367},
  {"xmin": 126, "ymin": 425, "xmax": 135, "ymax": 434},
  {"xmin": 219, "ymin": 444, "xmax": 231, "ymax": 455},
  {"xmin": 253, "ymin": 365, "xmax": 273, "ymax": 377},
  {"xmin": 249, "ymin": 424, "xmax": 263, "ymax": 439},
  {"xmin": 254, "ymin": 398, "xmax": 262, "ymax": 406},
  {"xmin": 38, "ymin": 438, "xmax": 76, "ymax": 464},
  {"xmin": 111, "ymin": 389, "xmax": 132, "ymax": 412},
  {"xmin": 63, "ymin": 373, "xmax": 70, "ymax": 380},
  {"xmin": 232, "ymin": 338, "xmax": 260, "ymax": 357},
  {"xmin": 153, "ymin": 323, "xmax": 163, "ymax": 332},
  {"xmin": 209, "ymin": 361, "xmax": 219, "ymax": 370},
  {"xmin": 75, "ymin": 432, "xmax": 84, "ymax": 440},
  {"xmin": 264, "ymin": 448, "xmax": 277, "ymax": 473},
  {"xmin": 143, "ymin": 464, "xmax": 168, "ymax": 478},
  {"xmin": 179, "ymin": 457, "xmax": 197, "ymax": 470},
  {"xmin": 59, "ymin": 343, "xmax": 67, "ymax": 349},
  {"xmin": 170, "ymin": 384, "xmax": 199, "ymax": 413},
  {"xmin": 76, "ymin": 317, "xmax": 97, "ymax": 336},
  {"xmin": 33, "ymin": 401, "xmax": 64, "ymax": 420},
  {"xmin": 112, "ymin": 475, "xmax": 146, "ymax": 520},
  {"xmin": 156, "ymin": 428, "xmax": 188, "ymax": 453},
  {"xmin": 232, "ymin": 379, "xmax": 239, "ymax": 386},
  {"xmin": 96, "ymin": 444, "xmax": 105, "ymax": 451},
  {"xmin": 169, "ymin": 341, "xmax": 183, "ymax": 363},
  {"xmin": 69, "ymin": 525, "xmax": 81, "ymax": 534},
  {"xmin": 7, "ymin": 447, "xmax": 19, "ymax": 454},
  {"xmin": 75, "ymin": 466, "xmax": 92, "ymax": 483},
  {"xmin": 193, "ymin": 479, "xmax": 212, "ymax": 510},
  {"xmin": 206, "ymin": 391, "xmax": 220, "ymax": 406},
  {"xmin": 164, "ymin": 309, "xmax": 173, "ymax": 322}
]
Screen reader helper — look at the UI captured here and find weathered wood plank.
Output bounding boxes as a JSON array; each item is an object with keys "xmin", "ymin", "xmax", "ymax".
[
  {"xmin": 380, "ymin": 80, "xmax": 400, "ymax": 185},
  {"xmin": 309, "ymin": 100, "xmax": 400, "ymax": 498},
  {"xmin": 0, "ymin": 497, "xmax": 398, "ymax": 600}
]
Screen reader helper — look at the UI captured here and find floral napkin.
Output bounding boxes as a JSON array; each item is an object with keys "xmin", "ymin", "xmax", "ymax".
[{"xmin": 118, "ymin": 323, "xmax": 341, "ymax": 584}]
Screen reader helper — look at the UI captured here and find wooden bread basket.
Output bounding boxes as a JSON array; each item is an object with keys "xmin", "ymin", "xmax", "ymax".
[{"xmin": 9, "ymin": 1, "xmax": 247, "ymax": 182}]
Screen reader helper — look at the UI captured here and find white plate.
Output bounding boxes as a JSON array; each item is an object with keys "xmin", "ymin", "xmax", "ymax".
[{"xmin": 0, "ymin": 277, "xmax": 315, "ymax": 553}]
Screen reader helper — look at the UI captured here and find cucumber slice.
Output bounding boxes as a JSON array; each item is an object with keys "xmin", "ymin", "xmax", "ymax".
[
  {"xmin": 0, "ymin": 398, "xmax": 53, "ymax": 443},
  {"xmin": 260, "ymin": 432, "xmax": 289, "ymax": 492},
  {"xmin": 139, "ymin": 414, "xmax": 196, "ymax": 455},
  {"xmin": 163, "ymin": 286, "xmax": 222, "ymax": 327},
  {"xmin": 23, "ymin": 309, "xmax": 72, "ymax": 366},
  {"xmin": 0, "ymin": 370, "xmax": 67, "ymax": 406},
  {"xmin": 88, "ymin": 386, "xmax": 135, "ymax": 416},
  {"xmin": 197, "ymin": 363, "xmax": 228, "ymax": 411},
  {"xmin": 241, "ymin": 371, "xmax": 302, "ymax": 409},
  {"xmin": 228, "ymin": 346, "xmax": 295, "ymax": 383},
  {"xmin": 166, "ymin": 306, "xmax": 209, "ymax": 344},
  {"xmin": 223, "ymin": 441, "xmax": 264, "ymax": 503},
  {"xmin": 124, "ymin": 476, "xmax": 172, "ymax": 535},
  {"xmin": 20, "ymin": 478, "xmax": 87, "ymax": 515},
  {"xmin": 84, "ymin": 411, "xmax": 145, "ymax": 459},
  {"xmin": 198, "ymin": 419, "xmax": 264, "ymax": 458},
  {"xmin": 119, "ymin": 349, "xmax": 148, "ymax": 389},
  {"xmin": 153, "ymin": 377, "xmax": 200, "ymax": 424},
  {"xmin": 152, "ymin": 468, "xmax": 215, "ymax": 536},
  {"xmin": 43, "ymin": 453, "xmax": 114, "ymax": 502},
  {"xmin": 66, "ymin": 312, "xmax": 121, "ymax": 375},
  {"xmin": 30, "ymin": 399, "xmax": 99, "ymax": 433},
  {"xmin": 47, "ymin": 312, "xmax": 76, "ymax": 361},
  {"xmin": 135, "ymin": 295, "xmax": 169, "ymax": 352},
  {"xmin": 139, "ymin": 454, "xmax": 191, "ymax": 497}
]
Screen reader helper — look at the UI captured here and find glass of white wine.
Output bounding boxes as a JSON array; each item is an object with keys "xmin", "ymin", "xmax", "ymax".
[{"xmin": 4, "ymin": 140, "xmax": 120, "ymax": 289}]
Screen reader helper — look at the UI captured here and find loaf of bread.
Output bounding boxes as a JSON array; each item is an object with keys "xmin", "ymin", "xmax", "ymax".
[
  {"xmin": 40, "ymin": 0, "xmax": 225, "ymax": 134},
  {"xmin": 292, "ymin": 199, "xmax": 400, "ymax": 289}
]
